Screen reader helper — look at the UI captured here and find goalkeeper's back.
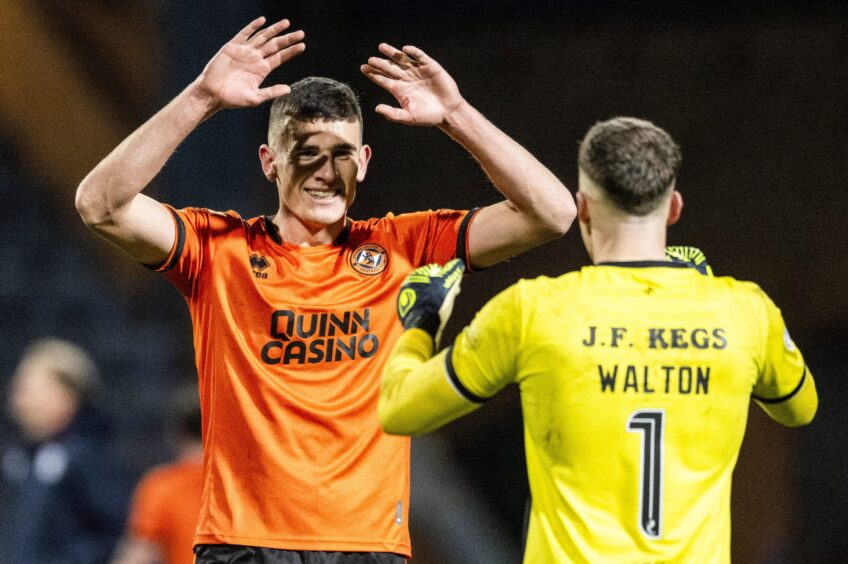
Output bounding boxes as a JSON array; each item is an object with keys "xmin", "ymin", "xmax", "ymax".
[
  {"xmin": 378, "ymin": 116, "xmax": 818, "ymax": 563},
  {"xmin": 463, "ymin": 261, "xmax": 816, "ymax": 562}
]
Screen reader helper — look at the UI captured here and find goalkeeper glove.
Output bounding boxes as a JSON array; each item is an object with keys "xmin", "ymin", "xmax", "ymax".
[
  {"xmin": 397, "ymin": 258, "xmax": 465, "ymax": 347},
  {"xmin": 665, "ymin": 245, "xmax": 713, "ymax": 276}
]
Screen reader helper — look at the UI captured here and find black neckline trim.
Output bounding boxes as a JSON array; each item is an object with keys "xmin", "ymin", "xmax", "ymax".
[
  {"xmin": 264, "ymin": 216, "xmax": 282, "ymax": 244},
  {"xmin": 263, "ymin": 216, "xmax": 351, "ymax": 246},
  {"xmin": 336, "ymin": 222, "xmax": 351, "ymax": 245},
  {"xmin": 596, "ymin": 260, "xmax": 690, "ymax": 268}
]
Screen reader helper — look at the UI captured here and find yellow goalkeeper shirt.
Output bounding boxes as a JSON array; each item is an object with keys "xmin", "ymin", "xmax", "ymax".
[{"xmin": 442, "ymin": 261, "xmax": 813, "ymax": 563}]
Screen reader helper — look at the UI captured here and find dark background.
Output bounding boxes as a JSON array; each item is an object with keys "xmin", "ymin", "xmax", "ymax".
[{"xmin": 0, "ymin": 1, "xmax": 845, "ymax": 561}]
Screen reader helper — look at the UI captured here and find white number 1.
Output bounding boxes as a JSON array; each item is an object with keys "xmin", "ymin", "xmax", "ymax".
[{"xmin": 627, "ymin": 409, "xmax": 665, "ymax": 539}]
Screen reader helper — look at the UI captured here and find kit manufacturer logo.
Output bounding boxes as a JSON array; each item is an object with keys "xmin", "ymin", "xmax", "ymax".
[{"xmin": 250, "ymin": 254, "xmax": 271, "ymax": 279}]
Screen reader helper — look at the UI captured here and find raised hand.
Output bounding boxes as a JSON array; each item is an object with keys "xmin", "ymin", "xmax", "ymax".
[
  {"xmin": 360, "ymin": 44, "xmax": 466, "ymax": 126},
  {"xmin": 196, "ymin": 17, "xmax": 305, "ymax": 110},
  {"xmin": 396, "ymin": 259, "xmax": 465, "ymax": 347}
]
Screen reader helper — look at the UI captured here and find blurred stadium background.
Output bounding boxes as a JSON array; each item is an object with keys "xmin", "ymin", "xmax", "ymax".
[{"xmin": 0, "ymin": 1, "xmax": 845, "ymax": 561}]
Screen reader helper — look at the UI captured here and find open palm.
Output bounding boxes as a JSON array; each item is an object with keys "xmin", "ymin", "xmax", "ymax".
[
  {"xmin": 361, "ymin": 44, "xmax": 464, "ymax": 126},
  {"xmin": 197, "ymin": 17, "xmax": 305, "ymax": 109}
]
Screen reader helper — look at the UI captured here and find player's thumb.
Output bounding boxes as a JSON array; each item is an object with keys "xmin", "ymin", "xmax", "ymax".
[
  {"xmin": 434, "ymin": 260, "xmax": 464, "ymax": 346},
  {"xmin": 375, "ymin": 104, "xmax": 411, "ymax": 124},
  {"xmin": 258, "ymin": 84, "xmax": 292, "ymax": 104}
]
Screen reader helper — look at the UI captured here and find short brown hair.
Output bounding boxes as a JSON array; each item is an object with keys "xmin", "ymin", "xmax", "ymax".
[{"xmin": 578, "ymin": 117, "xmax": 682, "ymax": 215}]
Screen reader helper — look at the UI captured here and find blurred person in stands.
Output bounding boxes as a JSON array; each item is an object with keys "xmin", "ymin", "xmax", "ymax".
[
  {"xmin": 112, "ymin": 386, "xmax": 203, "ymax": 564},
  {"xmin": 0, "ymin": 337, "xmax": 132, "ymax": 564},
  {"xmin": 379, "ymin": 117, "xmax": 818, "ymax": 563}
]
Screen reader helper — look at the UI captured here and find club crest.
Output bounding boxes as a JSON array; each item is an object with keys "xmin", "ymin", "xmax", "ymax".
[{"xmin": 350, "ymin": 243, "xmax": 388, "ymax": 275}]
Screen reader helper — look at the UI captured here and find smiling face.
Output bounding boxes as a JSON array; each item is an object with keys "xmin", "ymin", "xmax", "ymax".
[{"xmin": 260, "ymin": 118, "xmax": 371, "ymax": 242}]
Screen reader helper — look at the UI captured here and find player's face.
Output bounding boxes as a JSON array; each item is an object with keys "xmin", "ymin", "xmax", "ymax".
[{"xmin": 265, "ymin": 119, "xmax": 371, "ymax": 231}]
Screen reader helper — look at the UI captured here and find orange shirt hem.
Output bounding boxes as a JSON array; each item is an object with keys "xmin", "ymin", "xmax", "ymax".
[{"xmin": 194, "ymin": 533, "xmax": 411, "ymax": 557}]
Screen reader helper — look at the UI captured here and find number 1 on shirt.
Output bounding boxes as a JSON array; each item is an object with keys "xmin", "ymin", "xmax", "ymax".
[{"xmin": 627, "ymin": 409, "xmax": 665, "ymax": 539}]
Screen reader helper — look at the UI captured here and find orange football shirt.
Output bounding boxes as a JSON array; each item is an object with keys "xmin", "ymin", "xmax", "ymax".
[
  {"xmin": 127, "ymin": 458, "xmax": 203, "ymax": 564},
  {"xmin": 156, "ymin": 206, "xmax": 476, "ymax": 556}
]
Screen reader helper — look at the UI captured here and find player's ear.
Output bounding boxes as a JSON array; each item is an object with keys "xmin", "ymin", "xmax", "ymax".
[
  {"xmin": 576, "ymin": 192, "xmax": 591, "ymax": 226},
  {"xmin": 666, "ymin": 190, "xmax": 683, "ymax": 226},
  {"xmin": 259, "ymin": 144, "xmax": 277, "ymax": 181},
  {"xmin": 356, "ymin": 144, "xmax": 372, "ymax": 182}
]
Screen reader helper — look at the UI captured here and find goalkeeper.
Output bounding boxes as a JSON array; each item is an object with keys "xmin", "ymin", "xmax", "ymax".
[{"xmin": 379, "ymin": 117, "xmax": 817, "ymax": 563}]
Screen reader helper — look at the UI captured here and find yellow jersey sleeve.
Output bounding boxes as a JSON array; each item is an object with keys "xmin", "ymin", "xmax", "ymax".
[
  {"xmin": 379, "ymin": 329, "xmax": 481, "ymax": 435},
  {"xmin": 752, "ymin": 289, "xmax": 817, "ymax": 425},
  {"xmin": 448, "ymin": 282, "xmax": 524, "ymax": 400}
]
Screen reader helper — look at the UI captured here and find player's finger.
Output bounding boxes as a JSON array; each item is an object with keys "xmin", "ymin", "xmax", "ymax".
[
  {"xmin": 445, "ymin": 258, "xmax": 466, "ymax": 278},
  {"xmin": 265, "ymin": 41, "xmax": 306, "ymax": 69},
  {"xmin": 234, "ymin": 16, "xmax": 267, "ymax": 43},
  {"xmin": 261, "ymin": 30, "xmax": 305, "ymax": 58},
  {"xmin": 377, "ymin": 42, "xmax": 401, "ymax": 57},
  {"xmin": 401, "ymin": 45, "xmax": 429, "ymax": 65},
  {"xmin": 375, "ymin": 104, "xmax": 412, "ymax": 123},
  {"xmin": 365, "ymin": 57, "xmax": 404, "ymax": 79},
  {"xmin": 378, "ymin": 43, "xmax": 415, "ymax": 68},
  {"xmin": 360, "ymin": 66, "xmax": 397, "ymax": 90},
  {"xmin": 248, "ymin": 18, "xmax": 292, "ymax": 46},
  {"xmin": 256, "ymin": 84, "xmax": 292, "ymax": 104}
]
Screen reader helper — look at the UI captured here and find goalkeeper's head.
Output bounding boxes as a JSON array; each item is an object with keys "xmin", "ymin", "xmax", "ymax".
[{"xmin": 576, "ymin": 117, "xmax": 683, "ymax": 262}]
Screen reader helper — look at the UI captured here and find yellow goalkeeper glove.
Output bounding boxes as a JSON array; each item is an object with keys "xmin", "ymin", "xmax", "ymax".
[
  {"xmin": 396, "ymin": 259, "xmax": 465, "ymax": 347},
  {"xmin": 665, "ymin": 245, "xmax": 713, "ymax": 276}
]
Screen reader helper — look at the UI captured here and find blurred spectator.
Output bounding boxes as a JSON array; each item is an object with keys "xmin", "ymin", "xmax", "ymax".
[
  {"xmin": 0, "ymin": 338, "xmax": 132, "ymax": 564},
  {"xmin": 111, "ymin": 386, "xmax": 203, "ymax": 564}
]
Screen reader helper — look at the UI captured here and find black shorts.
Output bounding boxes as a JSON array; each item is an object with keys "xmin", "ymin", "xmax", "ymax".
[{"xmin": 194, "ymin": 544, "xmax": 407, "ymax": 564}]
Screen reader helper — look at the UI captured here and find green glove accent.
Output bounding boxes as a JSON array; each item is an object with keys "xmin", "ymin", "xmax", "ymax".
[
  {"xmin": 397, "ymin": 258, "xmax": 465, "ymax": 347},
  {"xmin": 665, "ymin": 245, "xmax": 713, "ymax": 276}
]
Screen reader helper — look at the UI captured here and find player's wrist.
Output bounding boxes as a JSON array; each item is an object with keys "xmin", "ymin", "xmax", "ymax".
[
  {"xmin": 184, "ymin": 79, "xmax": 225, "ymax": 119},
  {"xmin": 399, "ymin": 327, "xmax": 437, "ymax": 354},
  {"xmin": 439, "ymin": 97, "xmax": 474, "ymax": 133},
  {"xmin": 401, "ymin": 310, "xmax": 440, "ymax": 339}
]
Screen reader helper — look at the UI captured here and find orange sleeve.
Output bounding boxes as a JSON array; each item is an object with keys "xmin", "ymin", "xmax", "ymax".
[
  {"xmin": 153, "ymin": 206, "xmax": 240, "ymax": 297},
  {"xmin": 390, "ymin": 208, "xmax": 480, "ymax": 270}
]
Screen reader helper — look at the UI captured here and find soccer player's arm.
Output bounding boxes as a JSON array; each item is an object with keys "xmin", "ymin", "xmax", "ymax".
[
  {"xmin": 361, "ymin": 45, "xmax": 575, "ymax": 270},
  {"xmin": 74, "ymin": 18, "xmax": 304, "ymax": 266},
  {"xmin": 752, "ymin": 293, "xmax": 818, "ymax": 427},
  {"xmin": 379, "ymin": 330, "xmax": 480, "ymax": 435},
  {"xmin": 380, "ymin": 279, "xmax": 521, "ymax": 435}
]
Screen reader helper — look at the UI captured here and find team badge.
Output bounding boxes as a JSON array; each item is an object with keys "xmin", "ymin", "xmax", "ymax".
[{"xmin": 350, "ymin": 243, "xmax": 388, "ymax": 275}]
